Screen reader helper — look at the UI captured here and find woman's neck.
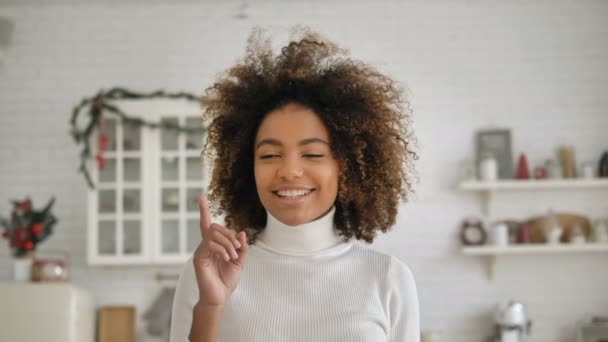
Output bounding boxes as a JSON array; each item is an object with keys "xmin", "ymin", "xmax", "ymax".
[{"xmin": 256, "ymin": 206, "xmax": 345, "ymax": 256}]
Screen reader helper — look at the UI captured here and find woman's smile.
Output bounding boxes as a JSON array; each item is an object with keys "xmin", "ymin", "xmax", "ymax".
[{"xmin": 272, "ymin": 188, "xmax": 316, "ymax": 203}]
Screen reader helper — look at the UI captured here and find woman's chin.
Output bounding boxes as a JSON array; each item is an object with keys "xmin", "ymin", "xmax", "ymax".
[{"xmin": 270, "ymin": 209, "xmax": 315, "ymax": 227}]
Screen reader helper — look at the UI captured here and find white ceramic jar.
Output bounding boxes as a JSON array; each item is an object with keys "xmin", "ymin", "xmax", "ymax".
[
  {"xmin": 491, "ymin": 223, "xmax": 509, "ymax": 247},
  {"xmin": 479, "ymin": 155, "xmax": 498, "ymax": 181}
]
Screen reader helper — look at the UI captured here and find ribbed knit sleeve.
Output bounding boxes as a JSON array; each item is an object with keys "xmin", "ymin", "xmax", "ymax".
[
  {"xmin": 387, "ymin": 256, "xmax": 420, "ymax": 342},
  {"xmin": 170, "ymin": 257, "xmax": 198, "ymax": 342}
]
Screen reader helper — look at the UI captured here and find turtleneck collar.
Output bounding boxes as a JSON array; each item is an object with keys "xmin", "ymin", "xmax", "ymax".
[{"xmin": 255, "ymin": 206, "xmax": 345, "ymax": 256}]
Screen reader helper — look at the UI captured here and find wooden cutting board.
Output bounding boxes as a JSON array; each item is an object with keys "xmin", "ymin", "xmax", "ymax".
[{"xmin": 97, "ymin": 305, "xmax": 136, "ymax": 342}]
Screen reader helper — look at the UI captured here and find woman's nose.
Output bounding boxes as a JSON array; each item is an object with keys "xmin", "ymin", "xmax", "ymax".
[{"xmin": 277, "ymin": 156, "xmax": 303, "ymax": 180}]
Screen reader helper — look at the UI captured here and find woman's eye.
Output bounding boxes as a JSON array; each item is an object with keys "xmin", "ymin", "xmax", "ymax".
[{"xmin": 259, "ymin": 154, "xmax": 324, "ymax": 159}]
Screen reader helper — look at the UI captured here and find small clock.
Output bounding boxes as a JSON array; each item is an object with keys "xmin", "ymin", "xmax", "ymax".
[{"xmin": 460, "ymin": 218, "xmax": 487, "ymax": 246}]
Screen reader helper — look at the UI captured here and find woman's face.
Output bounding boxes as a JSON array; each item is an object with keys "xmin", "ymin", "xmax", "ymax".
[{"xmin": 254, "ymin": 102, "xmax": 340, "ymax": 226}]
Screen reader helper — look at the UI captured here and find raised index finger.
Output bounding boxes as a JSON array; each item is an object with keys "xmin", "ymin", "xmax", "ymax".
[{"xmin": 199, "ymin": 195, "xmax": 211, "ymax": 237}]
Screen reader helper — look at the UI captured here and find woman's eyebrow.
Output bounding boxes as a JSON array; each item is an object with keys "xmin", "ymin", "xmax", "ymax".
[
  {"xmin": 255, "ymin": 138, "xmax": 329, "ymax": 150},
  {"xmin": 299, "ymin": 138, "xmax": 329, "ymax": 146}
]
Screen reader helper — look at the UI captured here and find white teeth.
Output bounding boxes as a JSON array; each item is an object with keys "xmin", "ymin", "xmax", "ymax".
[{"xmin": 276, "ymin": 190, "xmax": 312, "ymax": 198}]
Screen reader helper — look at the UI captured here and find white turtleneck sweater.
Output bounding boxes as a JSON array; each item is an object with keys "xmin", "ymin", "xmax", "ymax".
[{"xmin": 170, "ymin": 207, "xmax": 420, "ymax": 342}]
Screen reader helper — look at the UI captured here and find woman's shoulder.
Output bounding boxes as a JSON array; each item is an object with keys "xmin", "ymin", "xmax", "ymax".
[{"xmin": 348, "ymin": 243, "xmax": 416, "ymax": 281}]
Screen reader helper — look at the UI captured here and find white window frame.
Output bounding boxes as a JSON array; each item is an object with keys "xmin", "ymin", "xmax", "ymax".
[{"xmin": 87, "ymin": 99, "xmax": 209, "ymax": 266}]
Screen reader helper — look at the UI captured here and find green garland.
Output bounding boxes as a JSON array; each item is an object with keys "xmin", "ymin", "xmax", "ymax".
[{"xmin": 70, "ymin": 87, "xmax": 205, "ymax": 189}]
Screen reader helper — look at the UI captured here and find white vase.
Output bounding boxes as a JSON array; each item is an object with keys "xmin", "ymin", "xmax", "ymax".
[
  {"xmin": 491, "ymin": 223, "xmax": 509, "ymax": 247},
  {"xmin": 479, "ymin": 156, "xmax": 498, "ymax": 181},
  {"xmin": 13, "ymin": 253, "xmax": 34, "ymax": 282}
]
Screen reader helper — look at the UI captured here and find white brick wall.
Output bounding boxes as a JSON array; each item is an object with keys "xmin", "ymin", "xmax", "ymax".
[{"xmin": 1, "ymin": 1, "xmax": 607, "ymax": 341}]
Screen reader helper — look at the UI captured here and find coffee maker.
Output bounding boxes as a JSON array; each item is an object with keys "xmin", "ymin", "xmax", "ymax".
[{"xmin": 492, "ymin": 301, "xmax": 532, "ymax": 342}]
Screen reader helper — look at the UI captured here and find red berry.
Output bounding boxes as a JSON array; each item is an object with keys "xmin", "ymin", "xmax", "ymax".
[
  {"xmin": 100, "ymin": 135, "xmax": 108, "ymax": 150},
  {"xmin": 18, "ymin": 200, "xmax": 32, "ymax": 212},
  {"xmin": 24, "ymin": 241, "xmax": 34, "ymax": 250},
  {"xmin": 1, "ymin": 231, "xmax": 8, "ymax": 239},
  {"xmin": 16, "ymin": 227, "xmax": 29, "ymax": 240},
  {"xmin": 31, "ymin": 223, "xmax": 44, "ymax": 235},
  {"xmin": 96, "ymin": 154, "xmax": 105, "ymax": 170}
]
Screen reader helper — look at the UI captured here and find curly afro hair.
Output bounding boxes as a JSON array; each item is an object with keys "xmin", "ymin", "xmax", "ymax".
[{"xmin": 201, "ymin": 27, "xmax": 417, "ymax": 244}]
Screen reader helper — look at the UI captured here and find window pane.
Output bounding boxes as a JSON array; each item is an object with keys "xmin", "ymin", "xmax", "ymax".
[
  {"xmin": 162, "ymin": 219, "xmax": 179, "ymax": 253},
  {"xmin": 104, "ymin": 119, "xmax": 117, "ymax": 152},
  {"xmin": 161, "ymin": 156, "xmax": 179, "ymax": 181},
  {"xmin": 99, "ymin": 190, "xmax": 115, "ymax": 213},
  {"xmin": 186, "ymin": 157, "xmax": 202, "ymax": 181},
  {"xmin": 123, "ymin": 220, "xmax": 141, "ymax": 255},
  {"xmin": 186, "ymin": 188, "xmax": 201, "ymax": 212},
  {"xmin": 99, "ymin": 158, "xmax": 116, "ymax": 183},
  {"xmin": 162, "ymin": 188, "xmax": 179, "ymax": 212},
  {"xmin": 187, "ymin": 219, "xmax": 201, "ymax": 253},
  {"xmin": 98, "ymin": 220, "xmax": 116, "ymax": 255},
  {"xmin": 123, "ymin": 122, "xmax": 141, "ymax": 151},
  {"xmin": 185, "ymin": 117, "xmax": 204, "ymax": 150},
  {"xmin": 161, "ymin": 118, "xmax": 179, "ymax": 150},
  {"xmin": 124, "ymin": 158, "xmax": 141, "ymax": 182},
  {"xmin": 123, "ymin": 189, "xmax": 141, "ymax": 213}
]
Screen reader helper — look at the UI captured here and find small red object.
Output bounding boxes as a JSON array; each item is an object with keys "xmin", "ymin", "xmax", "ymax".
[
  {"xmin": 10, "ymin": 227, "xmax": 31, "ymax": 248},
  {"xmin": 17, "ymin": 199, "xmax": 32, "ymax": 213},
  {"xmin": 516, "ymin": 153, "xmax": 531, "ymax": 179},
  {"xmin": 517, "ymin": 224, "xmax": 532, "ymax": 243},
  {"xmin": 96, "ymin": 153, "xmax": 105, "ymax": 170},
  {"xmin": 534, "ymin": 166, "xmax": 547, "ymax": 179},
  {"xmin": 99, "ymin": 135, "xmax": 108, "ymax": 151},
  {"xmin": 24, "ymin": 241, "xmax": 34, "ymax": 250},
  {"xmin": 96, "ymin": 109, "xmax": 108, "ymax": 170},
  {"xmin": 15, "ymin": 227, "xmax": 29, "ymax": 240},
  {"xmin": 1, "ymin": 230, "xmax": 8, "ymax": 239},
  {"xmin": 31, "ymin": 223, "xmax": 44, "ymax": 235}
]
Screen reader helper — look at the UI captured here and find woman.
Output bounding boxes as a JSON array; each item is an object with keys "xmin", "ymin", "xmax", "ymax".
[{"xmin": 170, "ymin": 28, "xmax": 419, "ymax": 342}]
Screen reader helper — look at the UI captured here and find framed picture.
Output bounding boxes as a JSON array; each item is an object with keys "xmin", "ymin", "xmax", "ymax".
[{"xmin": 476, "ymin": 129, "xmax": 513, "ymax": 179}]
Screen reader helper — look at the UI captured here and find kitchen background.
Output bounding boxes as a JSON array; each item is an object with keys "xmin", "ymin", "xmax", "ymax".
[{"xmin": 0, "ymin": 0, "xmax": 607, "ymax": 341}]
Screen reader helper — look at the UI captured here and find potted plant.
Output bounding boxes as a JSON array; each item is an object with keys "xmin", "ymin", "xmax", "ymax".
[{"xmin": 0, "ymin": 197, "xmax": 57, "ymax": 282}]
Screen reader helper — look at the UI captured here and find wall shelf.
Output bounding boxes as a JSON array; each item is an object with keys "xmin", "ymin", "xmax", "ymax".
[
  {"xmin": 458, "ymin": 178, "xmax": 608, "ymax": 279},
  {"xmin": 457, "ymin": 178, "xmax": 608, "ymax": 218},
  {"xmin": 459, "ymin": 178, "xmax": 608, "ymax": 192},
  {"xmin": 462, "ymin": 243, "xmax": 608, "ymax": 279},
  {"xmin": 463, "ymin": 243, "xmax": 608, "ymax": 255}
]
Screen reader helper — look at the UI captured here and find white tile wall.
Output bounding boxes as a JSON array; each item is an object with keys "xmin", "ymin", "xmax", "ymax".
[{"xmin": 0, "ymin": 1, "xmax": 607, "ymax": 341}]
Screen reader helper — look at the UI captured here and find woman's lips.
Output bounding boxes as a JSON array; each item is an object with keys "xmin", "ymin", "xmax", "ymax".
[{"xmin": 272, "ymin": 189, "xmax": 315, "ymax": 203}]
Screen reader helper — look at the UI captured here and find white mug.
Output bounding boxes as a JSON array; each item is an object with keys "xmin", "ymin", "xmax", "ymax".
[
  {"xmin": 492, "ymin": 223, "xmax": 509, "ymax": 246},
  {"xmin": 479, "ymin": 156, "xmax": 498, "ymax": 181},
  {"xmin": 581, "ymin": 162, "xmax": 595, "ymax": 178}
]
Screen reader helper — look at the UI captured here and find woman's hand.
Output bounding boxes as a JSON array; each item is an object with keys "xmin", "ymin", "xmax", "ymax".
[{"xmin": 192, "ymin": 196, "xmax": 249, "ymax": 307}]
